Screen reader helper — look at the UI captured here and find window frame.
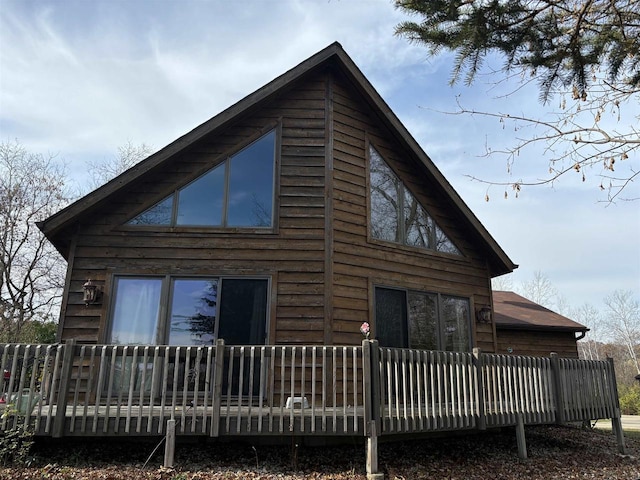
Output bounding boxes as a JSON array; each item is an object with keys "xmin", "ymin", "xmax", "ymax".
[
  {"xmin": 106, "ymin": 274, "xmax": 271, "ymax": 346},
  {"xmin": 124, "ymin": 125, "xmax": 280, "ymax": 232},
  {"xmin": 373, "ymin": 285, "xmax": 472, "ymax": 352}
]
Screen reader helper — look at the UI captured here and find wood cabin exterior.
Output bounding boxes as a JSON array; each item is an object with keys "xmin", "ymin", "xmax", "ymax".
[
  {"xmin": 493, "ymin": 291, "xmax": 589, "ymax": 359},
  {"xmin": 38, "ymin": 42, "xmax": 516, "ymax": 354},
  {"xmin": 2, "ymin": 43, "xmax": 621, "ymax": 477}
]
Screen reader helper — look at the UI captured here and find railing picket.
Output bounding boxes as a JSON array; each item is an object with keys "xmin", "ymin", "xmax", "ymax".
[
  {"xmin": 311, "ymin": 346, "xmax": 317, "ymax": 433},
  {"xmin": 159, "ymin": 346, "xmax": 170, "ymax": 434},
  {"xmin": 181, "ymin": 346, "xmax": 191, "ymax": 434},
  {"xmin": 279, "ymin": 346, "xmax": 285, "ymax": 434},
  {"xmin": 237, "ymin": 346, "xmax": 245, "ymax": 434},
  {"xmin": 226, "ymin": 346, "xmax": 235, "ymax": 434},
  {"xmin": 268, "ymin": 346, "xmax": 276, "ymax": 433},
  {"xmin": 192, "ymin": 347, "xmax": 203, "ymax": 434},
  {"xmin": 342, "ymin": 347, "xmax": 348, "ymax": 433},
  {"xmin": 331, "ymin": 347, "xmax": 338, "ymax": 433},
  {"xmin": 290, "ymin": 346, "xmax": 296, "ymax": 433},
  {"xmin": 257, "ymin": 346, "xmax": 265, "ymax": 434},
  {"xmin": 352, "ymin": 346, "xmax": 358, "ymax": 433},
  {"xmin": 322, "ymin": 346, "xmax": 327, "ymax": 433},
  {"xmin": 148, "ymin": 346, "xmax": 160, "ymax": 433}
]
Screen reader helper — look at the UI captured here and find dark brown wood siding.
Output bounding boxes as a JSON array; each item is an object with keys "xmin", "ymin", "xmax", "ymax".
[
  {"xmin": 60, "ymin": 71, "xmax": 332, "ymax": 346},
  {"xmin": 329, "ymin": 72, "xmax": 495, "ymax": 351},
  {"xmin": 58, "ymin": 67, "xmax": 497, "ymax": 352},
  {"xmin": 496, "ymin": 329, "xmax": 580, "ymax": 358}
]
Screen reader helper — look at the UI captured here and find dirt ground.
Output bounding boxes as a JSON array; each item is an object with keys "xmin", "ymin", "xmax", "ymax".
[{"xmin": 1, "ymin": 424, "xmax": 639, "ymax": 479}]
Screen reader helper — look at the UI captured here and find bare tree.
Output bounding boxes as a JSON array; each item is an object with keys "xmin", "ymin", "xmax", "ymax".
[
  {"xmin": 491, "ymin": 274, "xmax": 514, "ymax": 292},
  {"xmin": 520, "ymin": 270, "xmax": 558, "ymax": 309},
  {"xmin": 0, "ymin": 141, "xmax": 70, "ymax": 342},
  {"xmin": 604, "ymin": 290, "xmax": 640, "ymax": 374},
  {"xmin": 573, "ymin": 303, "xmax": 603, "ymax": 360},
  {"xmin": 87, "ymin": 141, "xmax": 153, "ymax": 190},
  {"xmin": 395, "ymin": 0, "xmax": 640, "ymax": 202}
]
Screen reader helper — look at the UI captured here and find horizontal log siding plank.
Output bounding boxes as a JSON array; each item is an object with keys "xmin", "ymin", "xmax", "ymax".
[{"xmin": 496, "ymin": 330, "xmax": 580, "ymax": 358}]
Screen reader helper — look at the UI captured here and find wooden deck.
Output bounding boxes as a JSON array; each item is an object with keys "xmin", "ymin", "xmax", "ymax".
[{"xmin": 0, "ymin": 340, "xmax": 626, "ymax": 478}]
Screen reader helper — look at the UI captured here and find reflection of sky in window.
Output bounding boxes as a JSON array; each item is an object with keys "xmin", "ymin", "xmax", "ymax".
[
  {"xmin": 111, "ymin": 278, "xmax": 162, "ymax": 344},
  {"xmin": 227, "ymin": 131, "xmax": 275, "ymax": 227},
  {"xmin": 169, "ymin": 279, "xmax": 217, "ymax": 345},
  {"xmin": 177, "ymin": 165, "xmax": 225, "ymax": 226}
]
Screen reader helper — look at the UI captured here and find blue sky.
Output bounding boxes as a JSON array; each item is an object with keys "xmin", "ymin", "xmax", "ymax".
[{"xmin": 1, "ymin": 0, "xmax": 638, "ymax": 319}]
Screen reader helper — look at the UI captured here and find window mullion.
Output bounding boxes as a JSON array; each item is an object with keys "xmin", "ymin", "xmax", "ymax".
[
  {"xmin": 214, "ymin": 277, "xmax": 223, "ymax": 342},
  {"xmin": 398, "ymin": 183, "xmax": 405, "ymax": 245},
  {"xmin": 157, "ymin": 276, "xmax": 171, "ymax": 344},
  {"xmin": 222, "ymin": 159, "xmax": 230, "ymax": 227},
  {"xmin": 170, "ymin": 192, "xmax": 179, "ymax": 226}
]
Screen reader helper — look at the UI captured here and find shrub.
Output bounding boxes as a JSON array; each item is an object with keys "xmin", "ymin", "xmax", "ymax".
[
  {"xmin": 0, "ymin": 427, "xmax": 34, "ymax": 466},
  {"xmin": 618, "ymin": 384, "xmax": 640, "ymax": 415}
]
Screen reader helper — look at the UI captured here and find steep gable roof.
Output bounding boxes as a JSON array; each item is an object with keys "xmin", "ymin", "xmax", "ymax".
[
  {"xmin": 493, "ymin": 291, "xmax": 588, "ymax": 332},
  {"xmin": 38, "ymin": 42, "xmax": 517, "ymax": 276}
]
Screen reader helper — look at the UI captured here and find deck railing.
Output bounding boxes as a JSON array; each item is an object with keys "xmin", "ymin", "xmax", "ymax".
[
  {"xmin": 0, "ymin": 339, "xmax": 625, "ymax": 477},
  {"xmin": 0, "ymin": 340, "xmax": 625, "ymax": 466}
]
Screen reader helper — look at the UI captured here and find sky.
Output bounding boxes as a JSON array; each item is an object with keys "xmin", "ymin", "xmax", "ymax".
[{"xmin": 1, "ymin": 0, "xmax": 639, "ymax": 324}]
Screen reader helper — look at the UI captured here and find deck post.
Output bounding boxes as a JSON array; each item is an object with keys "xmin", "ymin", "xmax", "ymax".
[
  {"xmin": 369, "ymin": 340, "xmax": 381, "ymax": 436},
  {"xmin": 52, "ymin": 339, "xmax": 76, "ymax": 438},
  {"xmin": 164, "ymin": 419, "xmax": 176, "ymax": 468},
  {"xmin": 472, "ymin": 348, "xmax": 486, "ymax": 430},
  {"xmin": 607, "ymin": 357, "xmax": 627, "ymax": 454},
  {"xmin": 363, "ymin": 340, "xmax": 383, "ymax": 479},
  {"xmin": 366, "ymin": 420, "xmax": 384, "ymax": 480},
  {"xmin": 210, "ymin": 338, "xmax": 225, "ymax": 437},
  {"xmin": 549, "ymin": 353, "xmax": 566, "ymax": 424},
  {"xmin": 515, "ymin": 414, "xmax": 527, "ymax": 460}
]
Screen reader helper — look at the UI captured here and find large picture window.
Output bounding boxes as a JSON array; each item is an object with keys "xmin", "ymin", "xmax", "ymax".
[
  {"xmin": 369, "ymin": 145, "xmax": 460, "ymax": 255},
  {"xmin": 129, "ymin": 130, "xmax": 276, "ymax": 228},
  {"xmin": 108, "ymin": 276, "xmax": 268, "ymax": 346},
  {"xmin": 374, "ymin": 286, "xmax": 470, "ymax": 352}
]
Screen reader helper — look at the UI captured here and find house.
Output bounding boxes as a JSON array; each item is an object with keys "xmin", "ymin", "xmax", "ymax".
[
  {"xmin": 493, "ymin": 291, "xmax": 588, "ymax": 359},
  {"xmin": 38, "ymin": 42, "xmax": 517, "ymax": 354},
  {"xmin": 21, "ymin": 43, "xmax": 623, "ymax": 476}
]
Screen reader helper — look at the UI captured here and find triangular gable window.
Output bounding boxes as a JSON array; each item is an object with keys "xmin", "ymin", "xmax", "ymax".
[
  {"xmin": 129, "ymin": 130, "xmax": 276, "ymax": 228},
  {"xmin": 369, "ymin": 145, "xmax": 460, "ymax": 255}
]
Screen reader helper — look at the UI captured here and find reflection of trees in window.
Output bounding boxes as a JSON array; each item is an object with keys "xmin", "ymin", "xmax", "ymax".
[
  {"xmin": 169, "ymin": 279, "xmax": 217, "ymax": 346},
  {"xmin": 374, "ymin": 287, "xmax": 407, "ymax": 348},
  {"xmin": 375, "ymin": 286, "xmax": 470, "ymax": 352},
  {"xmin": 186, "ymin": 280, "xmax": 217, "ymax": 345},
  {"xmin": 128, "ymin": 197, "xmax": 173, "ymax": 225},
  {"xmin": 408, "ymin": 292, "xmax": 437, "ymax": 350},
  {"xmin": 441, "ymin": 296, "xmax": 470, "ymax": 352},
  {"xmin": 369, "ymin": 145, "xmax": 460, "ymax": 255},
  {"xmin": 251, "ymin": 194, "xmax": 273, "ymax": 227}
]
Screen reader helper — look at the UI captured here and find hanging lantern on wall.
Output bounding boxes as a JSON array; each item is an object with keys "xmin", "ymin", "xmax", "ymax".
[
  {"xmin": 476, "ymin": 306, "xmax": 492, "ymax": 323},
  {"xmin": 82, "ymin": 279, "xmax": 100, "ymax": 306}
]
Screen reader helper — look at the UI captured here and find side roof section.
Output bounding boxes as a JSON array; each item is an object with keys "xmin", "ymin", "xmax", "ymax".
[
  {"xmin": 38, "ymin": 42, "xmax": 517, "ymax": 276},
  {"xmin": 493, "ymin": 291, "xmax": 588, "ymax": 332}
]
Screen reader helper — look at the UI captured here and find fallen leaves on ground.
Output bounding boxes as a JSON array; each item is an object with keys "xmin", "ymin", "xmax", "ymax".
[{"xmin": 1, "ymin": 425, "xmax": 638, "ymax": 479}]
